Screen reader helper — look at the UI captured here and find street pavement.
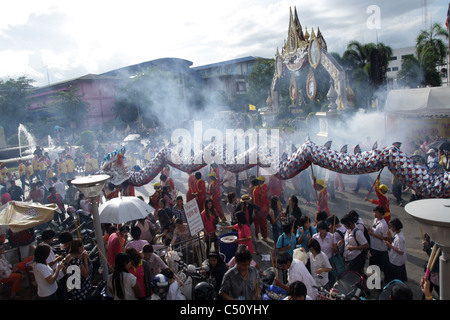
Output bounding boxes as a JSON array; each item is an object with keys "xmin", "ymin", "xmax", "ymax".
[{"xmin": 135, "ymin": 166, "xmax": 432, "ymax": 300}]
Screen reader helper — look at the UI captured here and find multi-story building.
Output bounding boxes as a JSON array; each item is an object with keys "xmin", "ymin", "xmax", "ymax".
[
  {"xmin": 386, "ymin": 46, "xmax": 416, "ymax": 89},
  {"xmin": 386, "ymin": 46, "xmax": 449, "ymax": 89},
  {"xmin": 26, "ymin": 56, "xmax": 271, "ymax": 131},
  {"xmin": 192, "ymin": 56, "xmax": 269, "ymax": 101}
]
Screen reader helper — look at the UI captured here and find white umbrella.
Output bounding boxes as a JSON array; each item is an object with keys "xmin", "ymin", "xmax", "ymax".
[
  {"xmin": 98, "ymin": 196, "xmax": 153, "ymax": 224},
  {"xmin": 123, "ymin": 134, "xmax": 141, "ymax": 142}
]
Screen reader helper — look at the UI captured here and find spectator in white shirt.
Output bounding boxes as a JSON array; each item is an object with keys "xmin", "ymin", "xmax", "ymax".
[
  {"xmin": 275, "ymin": 251, "xmax": 318, "ymax": 300},
  {"xmin": 305, "ymin": 238, "xmax": 332, "ymax": 289},
  {"xmin": 341, "ymin": 213, "xmax": 369, "ymax": 275},
  {"xmin": 368, "ymin": 206, "xmax": 390, "ymax": 276},
  {"xmin": 312, "ymin": 220, "xmax": 334, "ymax": 260},
  {"xmin": 52, "ymin": 176, "xmax": 66, "ymax": 200},
  {"xmin": 384, "ymin": 218, "xmax": 407, "ymax": 283}
]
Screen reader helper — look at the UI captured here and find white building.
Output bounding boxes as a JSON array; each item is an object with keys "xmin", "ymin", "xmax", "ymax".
[
  {"xmin": 386, "ymin": 46, "xmax": 416, "ymax": 89},
  {"xmin": 386, "ymin": 46, "xmax": 449, "ymax": 89}
]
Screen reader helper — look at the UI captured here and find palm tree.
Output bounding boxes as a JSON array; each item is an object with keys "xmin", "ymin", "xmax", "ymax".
[
  {"xmin": 417, "ymin": 22, "xmax": 449, "ymax": 66},
  {"xmin": 342, "ymin": 41, "xmax": 392, "ymax": 108},
  {"xmin": 343, "ymin": 41, "xmax": 375, "ymax": 70},
  {"xmin": 416, "ymin": 22, "xmax": 449, "ymax": 86},
  {"xmin": 343, "ymin": 41, "xmax": 392, "ymax": 88}
]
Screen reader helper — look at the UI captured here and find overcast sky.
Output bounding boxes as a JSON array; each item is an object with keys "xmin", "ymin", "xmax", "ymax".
[{"xmin": 0, "ymin": 0, "xmax": 448, "ymax": 87}]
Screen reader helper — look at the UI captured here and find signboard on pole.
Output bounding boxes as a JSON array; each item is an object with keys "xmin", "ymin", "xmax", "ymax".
[{"xmin": 184, "ymin": 199, "xmax": 204, "ymax": 236}]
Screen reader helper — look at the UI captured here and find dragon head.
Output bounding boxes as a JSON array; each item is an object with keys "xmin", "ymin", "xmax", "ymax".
[{"xmin": 99, "ymin": 146, "xmax": 130, "ymax": 186}]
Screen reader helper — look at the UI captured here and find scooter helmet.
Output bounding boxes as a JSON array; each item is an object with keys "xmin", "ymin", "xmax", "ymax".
[
  {"xmin": 152, "ymin": 274, "xmax": 169, "ymax": 288},
  {"xmin": 193, "ymin": 282, "xmax": 215, "ymax": 300}
]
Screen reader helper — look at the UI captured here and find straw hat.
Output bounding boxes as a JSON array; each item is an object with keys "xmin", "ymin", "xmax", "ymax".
[
  {"xmin": 256, "ymin": 175, "xmax": 266, "ymax": 182},
  {"xmin": 207, "ymin": 171, "xmax": 217, "ymax": 177},
  {"xmin": 240, "ymin": 194, "xmax": 251, "ymax": 202}
]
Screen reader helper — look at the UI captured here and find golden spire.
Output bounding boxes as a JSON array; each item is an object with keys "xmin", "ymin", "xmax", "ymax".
[
  {"xmin": 310, "ymin": 27, "xmax": 316, "ymax": 40},
  {"xmin": 304, "ymin": 26, "xmax": 310, "ymax": 41}
]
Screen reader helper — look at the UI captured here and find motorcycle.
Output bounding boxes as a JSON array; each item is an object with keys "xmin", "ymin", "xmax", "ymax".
[
  {"xmin": 316, "ymin": 271, "xmax": 366, "ymax": 300},
  {"xmin": 175, "ymin": 259, "xmax": 206, "ymax": 300}
]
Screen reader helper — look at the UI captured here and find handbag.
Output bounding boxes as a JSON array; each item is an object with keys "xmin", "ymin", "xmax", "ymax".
[{"xmin": 330, "ymin": 253, "xmax": 345, "ymax": 278}]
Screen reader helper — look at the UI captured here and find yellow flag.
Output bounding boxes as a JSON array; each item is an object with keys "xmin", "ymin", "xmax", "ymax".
[{"xmin": 249, "ymin": 104, "xmax": 256, "ymax": 111}]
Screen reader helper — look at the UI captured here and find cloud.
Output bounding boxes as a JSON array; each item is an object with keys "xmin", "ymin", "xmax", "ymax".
[{"xmin": 0, "ymin": 0, "xmax": 448, "ymax": 87}]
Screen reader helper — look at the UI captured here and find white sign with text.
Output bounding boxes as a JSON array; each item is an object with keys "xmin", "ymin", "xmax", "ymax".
[{"xmin": 184, "ymin": 199, "xmax": 204, "ymax": 236}]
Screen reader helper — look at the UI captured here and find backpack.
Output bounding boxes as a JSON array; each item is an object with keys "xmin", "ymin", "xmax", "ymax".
[
  {"xmin": 353, "ymin": 226, "xmax": 370, "ymax": 262},
  {"xmin": 356, "ymin": 222, "xmax": 371, "ymax": 246}
]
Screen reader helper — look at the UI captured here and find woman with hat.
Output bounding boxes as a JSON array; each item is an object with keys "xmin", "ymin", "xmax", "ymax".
[{"xmin": 312, "ymin": 176, "xmax": 330, "ymax": 220}]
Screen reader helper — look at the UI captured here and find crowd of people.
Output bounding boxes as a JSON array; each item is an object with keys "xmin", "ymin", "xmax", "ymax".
[{"xmin": 0, "ymin": 132, "xmax": 448, "ymax": 301}]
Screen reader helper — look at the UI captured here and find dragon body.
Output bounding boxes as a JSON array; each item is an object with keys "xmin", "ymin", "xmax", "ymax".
[{"xmin": 99, "ymin": 140, "xmax": 449, "ymax": 198}]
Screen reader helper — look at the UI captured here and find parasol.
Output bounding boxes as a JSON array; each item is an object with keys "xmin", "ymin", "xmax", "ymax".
[
  {"xmin": 123, "ymin": 134, "xmax": 141, "ymax": 142},
  {"xmin": 0, "ymin": 201, "xmax": 58, "ymax": 232},
  {"xmin": 98, "ymin": 196, "xmax": 153, "ymax": 224}
]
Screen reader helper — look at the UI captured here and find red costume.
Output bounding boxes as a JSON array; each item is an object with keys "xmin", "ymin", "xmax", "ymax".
[
  {"xmin": 186, "ymin": 174, "xmax": 197, "ymax": 202},
  {"xmin": 368, "ymin": 178, "xmax": 391, "ymax": 223},
  {"xmin": 149, "ymin": 190, "xmax": 160, "ymax": 209},
  {"xmin": 196, "ymin": 179, "xmax": 206, "ymax": 212},
  {"xmin": 209, "ymin": 179, "xmax": 225, "ymax": 220},
  {"xmin": 252, "ymin": 184, "xmax": 269, "ymax": 239},
  {"xmin": 268, "ymin": 176, "xmax": 283, "ymax": 198}
]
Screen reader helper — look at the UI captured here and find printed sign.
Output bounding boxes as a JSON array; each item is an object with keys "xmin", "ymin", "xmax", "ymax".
[{"xmin": 184, "ymin": 199, "xmax": 204, "ymax": 236}]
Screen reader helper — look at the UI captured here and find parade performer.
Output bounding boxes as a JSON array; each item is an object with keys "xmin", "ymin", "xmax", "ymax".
[
  {"xmin": 365, "ymin": 175, "xmax": 391, "ymax": 223},
  {"xmin": 26, "ymin": 161, "xmax": 34, "ymax": 184},
  {"xmin": 32, "ymin": 155, "xmax": 39, "ymax": 181},
  {"xmin": 149, "ymin": 182, "xmax": 161, "ymax": 209},
  {"xmin": 312, "ymin": 176, "xmax": 330, "ymax": 220},
  {"xmin": 65, "ymin": 155, "xmax": 76, "ymax": 180},
  {"xmin": 196, "ymin": 172, "xmax": 207, "ymax": 213},
  {"xmin": 208, "ymin": 171, "xmax": 226, "ymax": 223},
  {"xmin": 268, "ymin": 174, "xmax": 283, "ymax": 202},
  {"xmin": 252, "ymin": 177, "xmax": 269, "ymax": 240},
  {"xmin": 38, "ymin": 156, "xmax": 47, "ymax": 181},
  {"xmin": 186, "ymin": 174, "xmax": 197, "ymax": 203}
]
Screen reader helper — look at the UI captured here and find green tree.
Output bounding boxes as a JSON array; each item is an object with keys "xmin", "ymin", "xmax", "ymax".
[
  {"xmin": 56, "ymin": 85, "xmax": 90, "ymax": 128},
  {"xmin": 416, "ymin": 22, "xmax": 449, "ymax": 87},
  {"xmin": 342, "ymin": 41, "xmax": 392, "ymax": 108},
  {"xmin": 246, "ymin": 58, "xmax": 275, "ymax": 107},
  {"xmin": 0, "ymin": 76, "xmax": 35, "ymax": 137},
  {"xmin": 397, "ymin": 55, "xmax": 424, "ymax": 88}
]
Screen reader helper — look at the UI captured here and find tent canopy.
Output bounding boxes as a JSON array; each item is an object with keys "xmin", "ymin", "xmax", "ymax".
[{"xmin": 384, "ymin": 87, "xmax": 450, "ymax": 118}]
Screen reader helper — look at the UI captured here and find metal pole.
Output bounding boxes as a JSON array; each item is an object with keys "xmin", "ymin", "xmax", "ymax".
[{"xmin": 90, "ymin": 196, "xmax": 109, "ymax": 283}]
